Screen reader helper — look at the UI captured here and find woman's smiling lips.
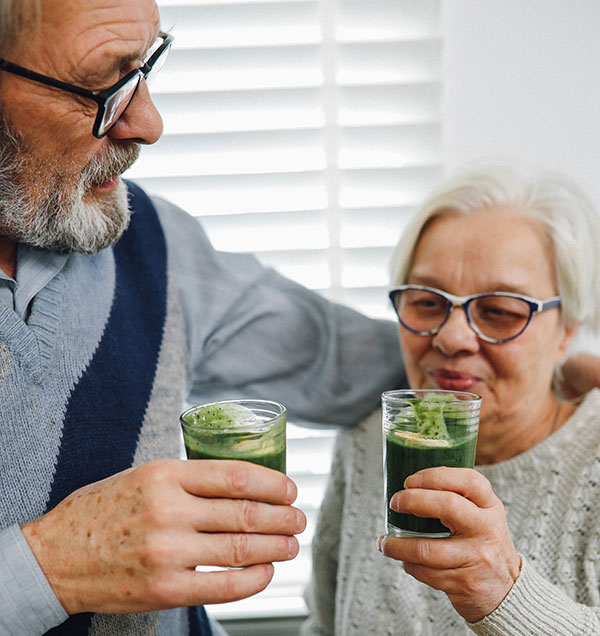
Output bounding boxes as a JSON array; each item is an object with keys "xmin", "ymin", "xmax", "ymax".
[{"xmin": 429, "ymin": 368, "xmax": 480, "ymax": 391}]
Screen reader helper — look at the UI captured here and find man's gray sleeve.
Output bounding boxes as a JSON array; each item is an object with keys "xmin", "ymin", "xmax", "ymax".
[
  {"xmin": 0, "ymin": 524, "xmax": 68, "ymax": 635},
  {"xmin": 153, "ymin": 195, "xmax": 407, "ymax": 426}
]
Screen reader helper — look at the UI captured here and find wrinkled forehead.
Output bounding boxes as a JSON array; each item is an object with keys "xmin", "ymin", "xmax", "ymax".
[
  {"xmin": 411, "ymin": 205, "xmax": 559, "ymax": 292},
  {"xmin": 11, "ymin": 0, "xmax": 160, "ymax": 65}
]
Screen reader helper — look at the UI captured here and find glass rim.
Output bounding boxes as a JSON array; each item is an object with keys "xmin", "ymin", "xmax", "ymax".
[
  {"xmin": 180, "ymin": 398, "xmax": 286, "ymax": 432},
  {"xmin": 381, "ymin": 388, "xmax": 482, "ymax": 405}
]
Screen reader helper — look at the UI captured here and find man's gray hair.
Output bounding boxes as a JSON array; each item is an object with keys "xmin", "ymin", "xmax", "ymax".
[
  {"xmin": 390, "ymin": 163, "xmax": 600, "ymax": 332},
  {"xmin": 0, "ymin": 0, "xmax": 41, "ymax": 56}
]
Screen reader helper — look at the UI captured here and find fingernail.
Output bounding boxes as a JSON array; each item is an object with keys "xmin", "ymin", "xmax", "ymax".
[
  {"xmin": 286, "ymin": 480, "xmax": 296, "ymax": 502},
  {"xmin": 404, "ymin": 472, "xmax": 422, "ymax": 488},
  {"xmin": 377, "ymin": 536, "xmax": 385, "ymax": 552},
  {"xmin": 288, "ymin": 537, "xmax": 298, "ymax": 558},
  {"xmin": 390, "ymin": 492, "xmax": 401, "ymax": 511},
  {"xmin": 296, "ymin": 509, "xmax": 306, "ymax": 533}
]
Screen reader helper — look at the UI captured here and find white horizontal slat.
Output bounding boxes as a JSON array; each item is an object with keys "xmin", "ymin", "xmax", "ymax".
[
  {"xmin": 339, "ymin": 165, "xmax": 442, "ymax": 208},
  {"xmin": 152, "ymin": 87, "xmax": 323, "ymax": 135},
  {"xmin": 254, "ymin": 249, "xmax": 330, "ymax": 289},
  {"xmin": 160, "ymin": 2, "xmax": 320, "ymax": 49},
  {"xmin": 132, "ymin": 165, "xmax": 440, "ymax": 216},
  {"xmin": 337, "ymin": 0, "xmax": 439, "ymax": 41},
  {"xmin": 338, "ymin": 40, "xmax": 441, "ymax": 85},
  {"xmin": 341, "ymin": 245, "xmax": 394, "ymax": 289},
  {"xmin": 131, "ymin": 172, "xmax": 327, "ymax": 215},
  {"xmin": 341, "ymin": 285, "xmax": 398, "ymax": 319},
  {"xmin": 340, "ymin": 206, "xmax": 415, "ymax": 248},
  {"xmin": 128, "ymin": 129, "xmax": 325, "ymax": 178},
  {"xmin": 339, "ymin": 122, "xmax": 441, "ymax": 169},
  {"xmin": 198, "ymin": 210, "xmax": 328, "ymax": 252},
  {"xmin": 152, "ymin": 45, "xmax": 322, "ymax": 93},
  {"xmin": 338, "ymin": 82, "xmax": 441, "ymax": 126}
]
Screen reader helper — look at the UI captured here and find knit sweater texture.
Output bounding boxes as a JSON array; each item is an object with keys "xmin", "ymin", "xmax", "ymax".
[
  {"xmin": 0, "ymin": 182, "xmax": 208, "ymax": 636},
  {"xmin": 301, "ymin": 388, "xmax": 600, "ymax": 636},
  {"xmin": 0, "ymin": 180, "xmax": 406, "ymax": 635}
]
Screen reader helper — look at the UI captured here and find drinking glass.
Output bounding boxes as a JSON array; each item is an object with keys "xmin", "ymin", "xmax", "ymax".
[
  {"xmin": 382, "ymin": 389, "xmax": 481, "ymax": 538},
  {"xmin": 180, "ymin": 399, "xmax": 286, "ymax": 473}
]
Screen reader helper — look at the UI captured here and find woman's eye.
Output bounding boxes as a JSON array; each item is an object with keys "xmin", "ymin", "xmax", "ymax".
[
  {"xmin": 413, "ymin": 298, "xmax": 444, "ymax": 311},
  {"xmin": 478, "ymin": 306, "xmax": 526, "ymax": 325},
  {"xmin": 483, "ymin": 307, "xmax": 508, "ymax": 316}
]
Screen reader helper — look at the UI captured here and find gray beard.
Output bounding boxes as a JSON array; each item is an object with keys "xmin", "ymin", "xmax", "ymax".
[{"xmin": 0, "ymin": 115, "xmax": 140, "ymax": 254}]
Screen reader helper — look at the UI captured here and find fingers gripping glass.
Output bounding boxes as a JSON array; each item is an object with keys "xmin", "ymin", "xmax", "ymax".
[
  {"xmin": 389, "ymin": 285, "xmax": 561, "ymax": 343},
  {"xmin": 0, "ymin": 32, "xmax": 173, "ymax": 138}
]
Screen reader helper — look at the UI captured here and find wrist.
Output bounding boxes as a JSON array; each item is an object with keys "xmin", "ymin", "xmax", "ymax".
[{"xmin": 21, "ymin": 516, "xmax": 75, "ymax": 615}]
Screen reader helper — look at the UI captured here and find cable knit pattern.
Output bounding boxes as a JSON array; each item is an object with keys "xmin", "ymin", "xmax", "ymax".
[{"xmin": 301, "ymin": 389, "xmax": 600, "ymax": 636}]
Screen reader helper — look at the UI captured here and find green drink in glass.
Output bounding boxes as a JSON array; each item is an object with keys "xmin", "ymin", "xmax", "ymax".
[
  {"xmin": 180, "ymin": 399, "xmax": 286, "ymax": 473},
  {"xmin": 382, "ymin": 389, "xmax": 481, "ymax": 538}
]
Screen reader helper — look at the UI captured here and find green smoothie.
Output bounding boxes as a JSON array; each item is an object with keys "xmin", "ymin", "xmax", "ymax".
[
  {"xmin": 180, "ymin": 401, "xmax": 286, "ymax": 474},
  {"xmin": 382, "ymin": 391, "xmax": 480, "ymax": 537},
  {"xmin": 385, "ymin": 427, "xmax": 477, "ymax": 535}
]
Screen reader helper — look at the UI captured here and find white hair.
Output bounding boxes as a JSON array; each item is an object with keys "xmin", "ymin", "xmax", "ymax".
[
  {"xmin": 389, "ymin": 164, "xmax": 600, "ymax": 332},
  {"xmin": 0, "ymin": 0, "xmax": 40, "ymax": 56},
  {"xmin": 0, "ymin": 113, "xmax": 138, "ymax": 253}
]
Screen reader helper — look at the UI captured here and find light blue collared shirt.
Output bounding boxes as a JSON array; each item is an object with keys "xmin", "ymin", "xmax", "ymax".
[{"xmin": 0, "ymin": 244, "xmax": 69, "ymax": 321}]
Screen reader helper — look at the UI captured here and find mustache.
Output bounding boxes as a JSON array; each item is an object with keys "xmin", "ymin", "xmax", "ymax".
[{"xmin": 82, "ymin": 142, "xmax": 141, "ymax": 188}]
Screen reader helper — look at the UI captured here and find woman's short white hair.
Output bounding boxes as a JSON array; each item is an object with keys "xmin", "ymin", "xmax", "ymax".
[{"xmin": 390, "ymin": 164, "xmax": 600, "ymax": 331}]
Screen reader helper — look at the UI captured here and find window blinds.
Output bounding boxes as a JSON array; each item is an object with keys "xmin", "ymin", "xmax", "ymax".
[{"xmin": 125, "ymin": 0, "xmax": 442, "ymax": 619}]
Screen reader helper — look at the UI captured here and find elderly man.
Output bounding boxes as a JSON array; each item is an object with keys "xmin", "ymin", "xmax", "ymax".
[
  {"xmin": 0, "ymin": 1, "xmax": 598, "ymax": 635},
  {"xmin": 0, "ymin": 1, "xmax": 407, "ymax": 634}
]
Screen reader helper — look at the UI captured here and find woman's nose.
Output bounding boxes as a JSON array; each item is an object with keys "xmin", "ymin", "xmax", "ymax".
[{"xmin": 432, "ymin": 306, "xmax": 480, "ymax": 355}]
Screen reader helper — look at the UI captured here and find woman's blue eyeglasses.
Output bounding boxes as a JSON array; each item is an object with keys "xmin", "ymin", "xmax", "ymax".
[{"xmin": 389, "ymin": 284, "xmax": 561, "ymax": 343}]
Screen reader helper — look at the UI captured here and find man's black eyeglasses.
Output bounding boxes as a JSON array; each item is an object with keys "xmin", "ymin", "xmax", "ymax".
[{"xmin": 0, "ymin": 31, "xmax": 173, "ymax": 138}]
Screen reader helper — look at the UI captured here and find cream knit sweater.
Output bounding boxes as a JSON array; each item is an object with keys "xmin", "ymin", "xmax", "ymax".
[{"xmin": 301, "ymin": 389, "xmax": 600, "ymax": 636}]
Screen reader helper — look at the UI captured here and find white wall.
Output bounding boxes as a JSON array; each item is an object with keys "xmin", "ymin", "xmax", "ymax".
[{"xmin": 440, "ymin": 0, "xmax": 600, "ymax": 353}]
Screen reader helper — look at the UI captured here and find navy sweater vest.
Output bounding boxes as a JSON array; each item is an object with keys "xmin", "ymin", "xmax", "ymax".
[{"xmin": 37, "ymin": 182, "xmax": 211, "ymax": 635}]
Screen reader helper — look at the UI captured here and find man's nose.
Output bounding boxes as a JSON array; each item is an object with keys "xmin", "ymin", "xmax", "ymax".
[
  {"xmin": 432, "ymin": 306, "xmax": 480, "ymax": 355},
  {"xmin": 107, "ymin": 80, "xmax": 163, "ymax": 145}
]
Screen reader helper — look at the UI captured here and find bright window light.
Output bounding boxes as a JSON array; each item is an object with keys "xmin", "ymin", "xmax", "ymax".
[{"xmin": 125, "ymin": 0, "xmax": 442, "ymax": 623}]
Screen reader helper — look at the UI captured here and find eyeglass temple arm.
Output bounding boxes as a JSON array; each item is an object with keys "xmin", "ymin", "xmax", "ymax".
[
  {"xmin": 140, "ymin": 32, "xmax": 173, "ymax": 75},
  {"xmin": 0, "ymin": 58, "xmax": 102, "ymax": 103},
  {"xmin": 538, "ymin": 297, "xmax": 562, "ymax": 313}
]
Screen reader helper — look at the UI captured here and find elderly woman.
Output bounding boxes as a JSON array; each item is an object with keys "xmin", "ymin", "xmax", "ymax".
[{"xmin": 300, "ymin": 165, "xmax": 600, "ymax": 636}]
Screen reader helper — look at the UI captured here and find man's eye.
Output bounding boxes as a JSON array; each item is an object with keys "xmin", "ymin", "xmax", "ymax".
[{"xmin": 71, "ymin": 93, "xmax": 97, "ymax": 113}]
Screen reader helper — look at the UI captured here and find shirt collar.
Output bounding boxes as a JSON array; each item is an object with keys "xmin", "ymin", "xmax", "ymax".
[{"xmin": 0, "ymin": 245, "xmax": 69, "ymax": 320}]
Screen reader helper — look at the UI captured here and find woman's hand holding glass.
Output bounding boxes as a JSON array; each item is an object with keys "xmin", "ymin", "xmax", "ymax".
[{"xmin": 378, "ymin": 466, "xmax": 521, "ymax": 623}]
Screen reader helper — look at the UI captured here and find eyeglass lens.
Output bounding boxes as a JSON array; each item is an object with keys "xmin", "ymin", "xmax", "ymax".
[
  {"xmin": 97, "ymin": 36, "xmax": 171, "ymax": 136},
  {"xmin": 98, "ymin": 74, "xmax": 141, "ymax": 136},
  {"xmin": 144, "ymin": 46, "xmax": 169, "ymax": 84},
  {"xmin": 393, "ymin": 288, "xmax": 532, "ymax": 341}
]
